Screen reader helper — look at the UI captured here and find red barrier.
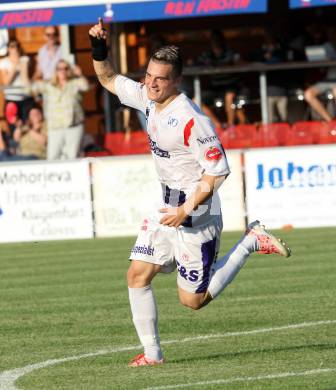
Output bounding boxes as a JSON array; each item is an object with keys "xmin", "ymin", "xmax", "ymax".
[{"xmin": 104, "ymin": 131, "xmax": 150, "ymax": 155}]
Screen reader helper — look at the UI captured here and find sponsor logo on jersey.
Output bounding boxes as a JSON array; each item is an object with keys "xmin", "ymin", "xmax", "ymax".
[
  {"xmin": 148, "ymin": 136, "xmax": 170, "ymax": 158},
  {"xmin": 131, "ymin": 244, "xmax": 154, "ymax": 256},
  {"xmin": 168, "ymin": 116, "xmax": 179, "ymax": 127},
  {"xmin": 205, "ymin": 146, "xmax": 222, "ymax": 161},
  {"xmin": 176, "ymin": 260, "xmax": 199, "ymax": 282},
  {"xmin": 197, "ymin": 135, "xmax": 219, "ymax": 145}
]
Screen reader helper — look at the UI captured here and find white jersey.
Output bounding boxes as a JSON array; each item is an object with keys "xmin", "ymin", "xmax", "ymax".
[{"xmin": 114, "ymin": 75, "xmax": 230, "ymax": 227}]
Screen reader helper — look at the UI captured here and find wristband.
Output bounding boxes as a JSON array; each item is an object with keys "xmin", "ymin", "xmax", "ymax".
[{"xmin": 89, "ymin": 35, "xmax": 108, "ymax": 61}]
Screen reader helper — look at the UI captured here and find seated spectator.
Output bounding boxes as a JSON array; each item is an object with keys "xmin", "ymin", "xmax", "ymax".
[
  {"xmin": 304, "ymin": 28, "xmax": 336, "ymax": 122},
  {"xmin": 0, "ymin": 39, "xmax": 35, "ymax": 134},
  {"xmin": 0, "ymin": 108, "xmax": 47, "ymax": 161},
  {"xmin": 0, "ymin": 120, "xmax": 12, "ymax": 161},
  {"xmin": 195, "ymin": 29, "xmax": 246, "ymax": 127},
  {"xmin": 13, "ymin": 106, "xmax": 47, "ymax": 160},
  {"xmin": 32, "ymin": 60, "xmax": 89, "ymax": 160},
  {"xmin": 33, "ymin": 26, "xmax": 62, "ymax": 81}
]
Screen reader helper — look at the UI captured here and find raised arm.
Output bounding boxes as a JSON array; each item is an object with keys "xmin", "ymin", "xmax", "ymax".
[
  {"xmin": 1, "ymin": 63, "xmax": 18, "ymax": 86},
  {"xmin": 89, "ymin": 18, "xmax": 118, "ymax": 95}
]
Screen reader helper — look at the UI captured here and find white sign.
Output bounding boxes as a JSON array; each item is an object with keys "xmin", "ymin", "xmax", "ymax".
[
  {"xmin": 92, "ymin": 155, "xmax": 161, "ymax": 237},
  {"xmin": 218, "ymin": 151, "xmax": 246, "ymax": 231},
  {"xmin": 92, "ymin": 152, "xmax": 246, "ymax": 238},
  {"xmin": 0, "ymin": 160, "xmax": 93, "ymax": 242},
  {"xmin": 244, "ymin": 145, "xmax": 336, "ymax": 228}
]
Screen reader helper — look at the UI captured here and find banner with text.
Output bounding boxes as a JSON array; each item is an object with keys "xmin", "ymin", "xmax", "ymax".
[
  {"xmin": 0, "ymin": 160, "xmax": 93, "ymax": 242},
  {"xmin": 290, "ymin": 0, "xmax": 336, "ymax": 9},
  {"xmin": 0, "ymin": 0, "xmax": 268, "ymax": 29},
  {"xmin": 244, "ymin": 145, "xmax": 336, "ymax": 229},
  {"xmin": 92, "ymin": 152, "xmax": 245, "ymax": 238}
]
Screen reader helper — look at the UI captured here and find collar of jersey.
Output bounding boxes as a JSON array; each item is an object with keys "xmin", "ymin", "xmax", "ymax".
[{"xmin": 152, "ymin": 93, "xmax": 185, "ymax": 116}]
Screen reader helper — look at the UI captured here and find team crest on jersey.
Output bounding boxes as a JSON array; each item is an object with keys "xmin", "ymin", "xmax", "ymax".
[
  {"xmin": 205, "ymin": 146, "xmax": 222, "ymax": 161},
  {"xmin": 168, "ymin": 116, "xmax": 179, "ymax": 127}
]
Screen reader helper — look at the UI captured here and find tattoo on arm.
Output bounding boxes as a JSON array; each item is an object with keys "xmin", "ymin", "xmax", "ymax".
[{"xmin": 94, "ymin": 59, "xmax": 117, "ymax": 93}]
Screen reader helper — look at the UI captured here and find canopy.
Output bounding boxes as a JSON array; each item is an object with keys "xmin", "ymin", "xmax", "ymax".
[
  {"xmin": 0, "ymin": 0, "xmax": 268, "ymax": 29},
  {"xmin": 290, "ymin": 0, "xmax": 336, "ymax": 9}
]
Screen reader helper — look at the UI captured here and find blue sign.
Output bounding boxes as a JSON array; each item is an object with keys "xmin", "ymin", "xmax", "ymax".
[
  {"xmin": 290, "ymin": 0, "xmax": 336, "ymax": 8},
  {"xmin": 0, "ymin": 0, "xmax": 268, "ymax": 29}
]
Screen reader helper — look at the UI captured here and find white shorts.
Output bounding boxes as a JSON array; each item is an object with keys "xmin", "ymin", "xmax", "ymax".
[{"xmin": 129, "ymin": 212, "xmax": 222, "ymax": 293}]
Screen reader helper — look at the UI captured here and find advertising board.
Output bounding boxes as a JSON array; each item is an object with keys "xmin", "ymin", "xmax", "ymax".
[
  {"xmin": 244, "ymin": 145, "xmax": 336, "ymax": 229},
  {"xmin": 92, "ymin": 152, "xmax": 246, "ymax": 237},
  {"xmin": 0, "ymin": 160, "xmax": 93, "ymax": 242},
  {"xmin": 0, "ymin": 0, "xmax": 268, "ymax": 28},
  {"xmin": 290, "ymin": 0, "xmax": 336, "ymax": 9}
]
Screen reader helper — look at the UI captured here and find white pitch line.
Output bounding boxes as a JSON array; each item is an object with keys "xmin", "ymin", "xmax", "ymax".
[
  {"xmin": 0, "ymin": 345, "xmax": 140, "ymax": 390},
  {"xmin": 142, "ymin": 368, "xmax": 336, "ymax": 390},
  {"xmin": 0, "ymin": 319, "xmax": 335, "ymax": 390}
]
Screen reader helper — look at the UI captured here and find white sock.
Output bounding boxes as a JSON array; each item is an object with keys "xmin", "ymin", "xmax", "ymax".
[
  {"xmin": 128, "ymin": 285, "xmax": 163, "ymax": 361},
  {"xmin": 207, "ymin": 234, "xmax": 258, "ymax": 299}
]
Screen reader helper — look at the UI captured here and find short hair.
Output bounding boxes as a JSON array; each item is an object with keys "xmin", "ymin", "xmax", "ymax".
[{"xmin": 150, "ymin": 45, "xmax": 183, "ymax": 78}]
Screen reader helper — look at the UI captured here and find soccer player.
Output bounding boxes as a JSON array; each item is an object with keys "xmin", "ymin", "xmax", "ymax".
[{"xmin": 89, "ymin": 19, "xmax": 291, "ymax": 367}]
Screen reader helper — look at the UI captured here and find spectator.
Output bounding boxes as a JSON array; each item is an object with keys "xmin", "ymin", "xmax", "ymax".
[
  {"xmin": 0, "ymin": 39, "xmax": 34, "ymax": 134},
  {"xmin": 196, "ymin": 29, "xmax": 246, "ymax": 127},
  {"xmin": 33, "ymin": 26, "xmax": 62, "ymax": 81},
  {"xmin": 13, "ymin": 106, "xmax": 47, "ymax": 160},
  {"xmin": 0, "ymin": 120, "xmax": 12, "ymax": 161},
  {"xmin": 304, "ymin": 28, "xmax": 336, "ymax": 122},
  {"xmin": 32, "ymin": 59, "xmax": 89, "ymax": 160},
  {"xmin": 251, "ymin": 34, "xmax": 288, "ymax": 123}
]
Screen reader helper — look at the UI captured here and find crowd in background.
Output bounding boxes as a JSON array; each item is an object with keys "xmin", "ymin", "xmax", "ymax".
[
  {"xmin": 1, "ymin": 21, "xmax": 336, "ymax": 162},
  {"xmin": 185, "ymin": 23, "xmax": 336, "ymax": 129},
  {"xmin": 123, "ymin": 22, "xmax": 336, "ymax": 134},
  {"xmin": 0, "ymin": 26, "xmax": 89, "ymax": 162}
]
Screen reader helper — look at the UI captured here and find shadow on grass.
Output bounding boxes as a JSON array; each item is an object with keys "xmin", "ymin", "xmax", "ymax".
[{"xmin": 168, "ymin": 342, "xmax": 336, "ymax": 364}]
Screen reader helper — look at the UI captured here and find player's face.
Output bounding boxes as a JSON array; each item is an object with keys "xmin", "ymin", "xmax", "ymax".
[{"xmin": 145, "ymin": 60, "xmax": 180, "ymax": 104}]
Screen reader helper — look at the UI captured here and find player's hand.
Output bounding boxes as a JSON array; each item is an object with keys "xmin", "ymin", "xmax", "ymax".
[
  {"xmin": 159, "ymin": 206, "xmax": 188, "ymax": 227},
  {"xmin": 89, "ymin": 17, "xmax": 107, "ymax": 40}
]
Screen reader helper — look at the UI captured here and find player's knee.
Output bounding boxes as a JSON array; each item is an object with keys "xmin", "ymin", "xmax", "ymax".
[
  {"xmin": 127, "ymin": 265, "xmax": 146, "ymax": 287},
  {"xmin": 127, "ymin": 260, "xmax": 159, "ymax": 287},
  {"xmin": 127, "ymin": 266, "xmax": 136, "ymax": 285},
  {"xmin": 179, "ymin": 296, "xmax": 203, "ymax": 311}
]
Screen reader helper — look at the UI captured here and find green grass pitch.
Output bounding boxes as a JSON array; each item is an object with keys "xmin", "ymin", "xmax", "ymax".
[{"xmin": 1, "ymin": 227, "xmax": 335, "ymax": 390}]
